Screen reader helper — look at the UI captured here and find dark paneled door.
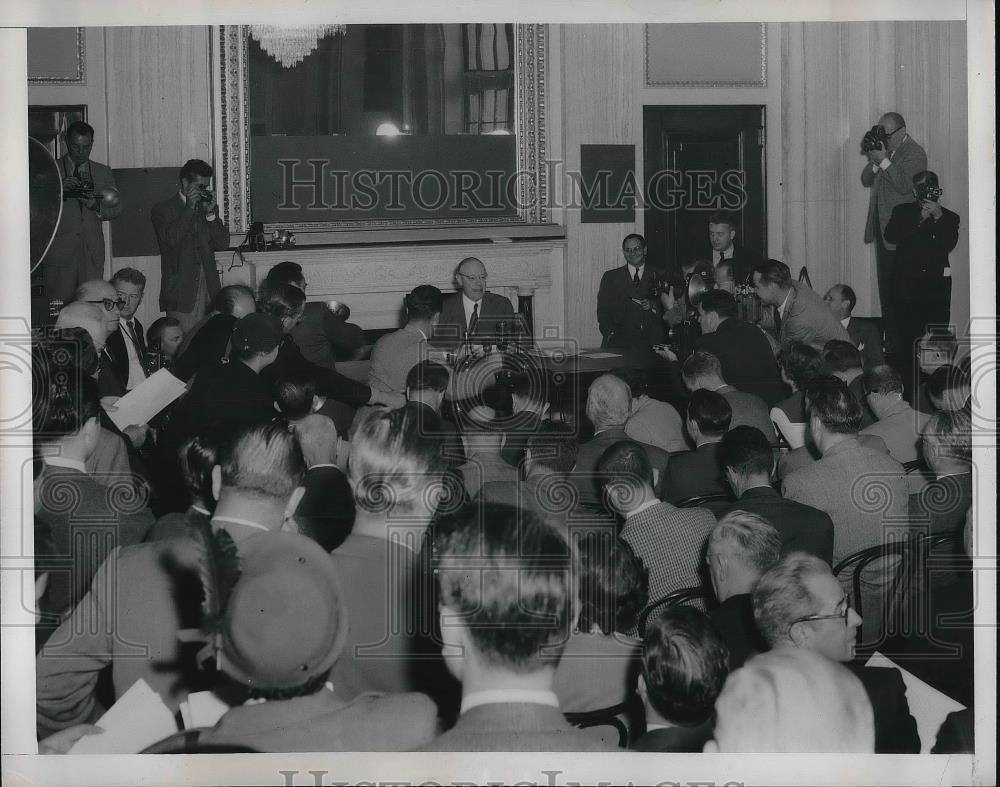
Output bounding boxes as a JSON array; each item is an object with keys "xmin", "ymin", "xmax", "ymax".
[{"xmin": 643, "ymin": 106, "xmax": 766, "ymax": 278}]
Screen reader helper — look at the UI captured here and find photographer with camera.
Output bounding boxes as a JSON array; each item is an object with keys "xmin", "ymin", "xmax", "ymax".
[
  {"xmin": 43, "ymin": 121, "xmax": 122, "ymax": 306},
  {"xmin": 884, "ymin": 170, "xmax": 960, "ymax": 397},
  {"xmin": 859, "ymin": 112, "xmax": 927, "ymax": 355},
  {"xmin": 151, "ymin": 159, "xmax": 230, "ymax": 333}
]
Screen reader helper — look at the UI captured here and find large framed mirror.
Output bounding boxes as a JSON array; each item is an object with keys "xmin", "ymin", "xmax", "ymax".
[{"xmin": 212, "ymin": 24, "xmax": 548, "ymax": 237}]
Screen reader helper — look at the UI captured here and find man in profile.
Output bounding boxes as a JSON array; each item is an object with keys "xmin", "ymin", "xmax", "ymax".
[
  {"xmin": 823, "ymin": 283, "xmax": 885, "ymax": 370},
  {"xmin": 435, "ymin": 257, "xmax": 515, "ymax": 350},
  {"xmin": 596, "ymin": 233, "xmax": 666, "ymax": 349},
  {"xmin": 753, "ymin": 259, "xmax": 850, "ymax": 350}
]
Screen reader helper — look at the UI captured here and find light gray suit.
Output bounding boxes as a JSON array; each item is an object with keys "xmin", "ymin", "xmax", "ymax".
[{"xmin": 779, "ymin": 282, "xmax": 852, "ymax": 351}]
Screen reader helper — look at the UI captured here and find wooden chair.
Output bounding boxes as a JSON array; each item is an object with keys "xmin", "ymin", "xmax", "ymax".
[
  {"xmin": 564, "ymin": 694, "xmax": 645, "ymax": 749},
  {"xmin": 638, "ymin": 586, "xmax": 710, "ymax": 638},
  {"xmin": 676, "ymin": 493, "xmax": 733, "ymax": 515}
]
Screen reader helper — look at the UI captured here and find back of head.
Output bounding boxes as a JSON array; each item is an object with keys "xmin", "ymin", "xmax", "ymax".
[
  {"xmin": 585, "ymin": 374, "xmax": 632, "ymax": 431},
  {"xmin": 258, "ymin": 282, "xmax": 306, "ymax": 323},
  {"xmin": 718, "ymin": 425, "xmax": 772, "ymax": 479},
  {"xmin": 597, "ymin": 439, "xmax": 654, "ymax": 498},
  {"xmin": 34, "ymin": 327, "xmax": 99, "ymax": 379},
  {"xmin": 753, "ymin": 259, "xmax": 791, "ymax": 288},
  {"xmin": 262, "ymin": 261, "xmax": 304, "ymax": 291},
  {"xmin": 218, "ymin": 421, "xmax": 306, "ymax": 505},
  {"xmin": 526, "ymin": 420, "xmax": 578, "ymax": 474},
  {"xmin": 803, "ymin": 375, "xmax": 862, "ymax": 435},
  {"xmin": 33, "ymin": 365, "xmax": 100, "ymax": 443},
  {"xmin": 274, "ymin": 368, "xmax": 318, "ymax": 419},
  {"xmin": 510, "ymin": 370, "xmax": 548, "ymax": 408},
  {"xmin": 923, "ymin": 407, "xmax": 972, "ymax": 464},
  {"xmin": 710, "ymin": 649, "xmax": 874, "ymax": 752},
  {"xmin": 862, "ymin": 364, "xmax": 903, "ymax": 396},
  {"xmin": 405, "ymin": 360, "xmax": 450, "ymax": 395},
  {"xmin": 178, "ymin": 424, "xmax": 231, "ymax": 510},
  {"xmin": 777, "ymin": 342, "xmax": 825, "ymax": 390},
  {"xmin": 434, "ymin": 502, "xmax": 576, "ymax": 669},
  {"xmin": 54, "ymin": 302, "xmax": 107, "ymax": 350},
  {"xmin": 681, "ymin": 351, "xmax": 724, "ymax": 388},
  {"xmin": 577, "ymin": 533, "xmax": 647, "ymax": 636},
  {"xmin": 823, "ymin": 340, "xmax": 863, "ymax": 374},
  {"xmin": 213, "ymin": 284, "xmax": 257, "ymax": 317},
  {"xmin": 687, "ymin": 388, "xmax": 732, "ymax": 437},
  {"xmin": 404, "ymin": 285, "xmax": 444, "ymax": 322},
  {"xmin": 615, "ymin": 367, "xmax": 648, "ymax": 399},
  {"xmin": 709, "ymin": 510, "xmax": 782, "ymax": 575},
  {"xmin": 350, "ymin": 405, "xmax": 446, "ymax": 516},
  {"xmin": 642, "ymin": 606, "xmax": 730, "ymax": 726},
  {"xmin": 231, "ymin": 313, "xmax": 283, "ymax": 363},
  {"xmin": 752, "ymin": 551, "xmax": 830, "ymax": 649},
  {"xmin": 926, "ymin": 364, "xmax": 970, "ymax": 411},
  {"xmin": 698, "ymin": 289, "xmax": 738, "ymax": 321}
]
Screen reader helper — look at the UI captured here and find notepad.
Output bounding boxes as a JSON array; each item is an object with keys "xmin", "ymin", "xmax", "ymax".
[
  {"xmin": 69, "ymin": 678, "xmax": 178, "ymax": 754},
  {"xmin": 105, "ymin": 368, "xmax": 187, "ymax": 431}
]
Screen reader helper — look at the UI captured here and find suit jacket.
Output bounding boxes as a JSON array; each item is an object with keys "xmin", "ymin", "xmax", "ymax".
[
  {"xmin": 847, "ymin": 374, "xmax": 877, "ymax": 430},
  {"xmin": 97, "ymin": 347, "xmax": 128, "ymax": 399},
  {"xmin": 294, "ymin": 465, "xmax": 355, "ymax": 552},
  {"xmin": 101, "ymin": 319, "xmax": 149, "ymax": 395},
  {"xmin": 44, "ymin": 156, "xmax": 120, "ymax": 302},
  {"xmin": 860, "ymin": 401, "xmax": 930, "ymax": 465},
  {"xmin": 596, "ymin": 265, "xmax": 666, "ymax": 349},
  {"xmin": 419, "ymin": 702, "xmax": 618, "ymax": 752},
  {"xmin": 434, "ymin": 291, "xmax": 516, "ymax": 349},
  {"xmin": 262, "ymin": 335, "xmax": 372, "ymax": 408},
  {"xmin": 782, "ymin": 437, "xmax": 909, "ymax": 565},
  {"xmin": 290, "ymin": 301, "xmax": 366, "ymax": 369},
  {"xmin": 404, "ymin": 401, "xmax": 466, "ymax": 469},
  {"xmin": 908, "ymin": 472, "xmax": 973, "ymax": 536},
  {"xmin": 171, "ymin": 313, "xmax": 237, "ymax": 382},
  {"xmin": 151, "ymin": 194, "xmax": 229, "ymax": 313},
  {"xmin": 571, "ymin": 427, "xmax": 669, "ymax": 505},
  {"xmin": 884, "ymin": 201, "xmax": 961, "ymax": 282},
  {"xmin": 709, "ymin": 593, "xmax": 765, "ymax": 670},
  {"xmin": 778, "ymin": 282, "xmax": 852, "ymax": 351},
  {"xmin": 717, "ymin": 384, "xmax": 778, "ymax": 439},
  {"xmin": 719, "ymin": 486, "xmax": 835, "ymax": 564},
  {"xmin": 861, "ymin": 135, "xmax": 929, "ymax": 248},
  {"xmin": 662, "ymin": 442, "xmax": 727, "ymax": 503},
  {"xmin": 168, "ymin": 358, "xmax": 275, "ymax": 444},
  {"xmin": 850, "ymin": 664, "xmax": 921, "ymax": 754},
  {"xmin": 369, "ymin": 323, "xmax": 431, "ymax": 394},
  {"xmin": 625, "ymin": 395, "xmax": 687, "ymax": 453},
  {"xmin": 630, "ymin": 718, "xmax": 715, "ymax": 753},
  {"xmin": 715, "ymin": 244, "xmax": 763, "ymax": 285},
  {"xmin": 845, "ymin": 316, "xmax": 885, "ymax": 370},
  {"xmin": 777, "ymin": 432, "xmax": 890, "ymax": 481},
  {"xmin": 695, "ymin": 318, "xmax": 786, "ymax": 406},
  {"xmin": 500, "ymin": 410, "xmax": 545, "ymax": 468}
]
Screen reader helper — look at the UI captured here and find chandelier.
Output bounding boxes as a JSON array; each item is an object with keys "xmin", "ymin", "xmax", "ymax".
[{"xmin": 249, "ymin": 25, "xmax": 347, "ymax": 68}]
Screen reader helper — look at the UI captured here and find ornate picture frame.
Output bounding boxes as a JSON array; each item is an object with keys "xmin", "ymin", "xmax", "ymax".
[
  {"xmin": 644, "ymin": 23, "xmax": 766, "ymax": 88},
  {"xmin": 27, "ymin": 28, "xmax": 86, "ymax": 85},
  {"xmin": 210, "ymin": 24, "xmax": 549, "ymax": 235}
]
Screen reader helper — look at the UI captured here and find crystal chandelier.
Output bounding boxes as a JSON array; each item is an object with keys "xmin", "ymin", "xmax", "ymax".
[{"xmin": 249, "ymin": 25, "xmax": 347, "ymax": 68}]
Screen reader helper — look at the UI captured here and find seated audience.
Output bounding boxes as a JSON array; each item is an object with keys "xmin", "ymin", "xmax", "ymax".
[
  {"xmin": 369, "ymin": 284, "xmax": 443, "ymax": 395},
  {"xmin": 36, "ymin": 421, "xmax": 307, "ymax": 738},
  {"xmin": 145, "ymin": 426, "xmax": 225, "ymax": 541},
  {"xmin": 183, "ymin": 532, "xmax": 437, "ymax": 752},
  {"xmin": 717, "ymin": 426, "xmax": 834, "ymax": 563},
  {"xmin": 823, "ymin": 284, "xmax": 885, "ymax": 370},
  {"xmin": 145, "ymin": 316, "xmax": 184, "ymax": 368},
  {"xmin": 706, "ymin": 511, "xmax": 783, "ymax": 668},
  {"xmin": 706, "ymin": 649, "xmax": 874, "ymax": 753},
  {"xmin": 329, "ymin": 407, "xmax": 447, "ymax": 702},
  {"xmin": 404, "ymin": 360, "xmax": 465, "ymax": 469},
  {"xmin": 421, "ymin": 503, "xmax": 616, "ymax": 751},
  {"xmin": 770, "ymin": 341, "xmax": 825, "ymax": 448},
  {"xmin": 693, "ymin": 289, "xmax": 786, "ymax": 406},
  {"xmin": 499, "ymin": 372, "xmax": 550, "ymax": 468},
  {"xmin": 172, "ymin": 284, "xmax": 256, "ymax": 381},
  {"xmin": 598, "ymin": 440, "xmax": 715, "ymax": 603},
  {"xmin": 910, "ymin": 408, "xmax": 973, "ymax": 535},
  {"xmin": 752, "ymin": 553, "xmax": 920, "ymax": 753},
  {"xmin": 572, "ymin": 374, "xmax": 669, "ymax": 505},
  {"xmin": 782, "ymin": 378, "xmax": 908, "ymax": 566},
  {"xmin": 752, "ymin": 259, "xmax": 851, "ymax": 350},
  {"xmin": 682, "ymin": 351, "xmax": 774, "ymax": 439},
  {"xmin": 924, "ymin": 363, "xmax": 971, "ymax": 413},
  {"xmin": 274, "ymin": 367, "xmax": 324, "ymax": 421},
  {"xmin": 621, "ymin": 369, "xmax": 687, "ymax": 454},
  {"xmin": 631, "ymin": 607, "xmax": 730, "ymax": 752},
  {"xmin": 914, "ymin": 331, "xmax": 969, "ymax": 411},
  {"xmin": 456, "ymin": 412, "xmax": 517, "ymax": 500},
  {"xmin": 824, "ymin": 339, "xmax": 875, "ymax": 428},
  {"xmin": 550, "ymin": 535, "xmax": 646, "ymax": 719},
  {"xmin": 291, "ymin": 413, "xmax": 355, "ymax": 551},
  {"xmin": 662, "ymin": 389, "xmax": 732, "ymax": 504},
  {"xmin": 861, "ymin": 364, "xmax": 931, "ymax": 466}
]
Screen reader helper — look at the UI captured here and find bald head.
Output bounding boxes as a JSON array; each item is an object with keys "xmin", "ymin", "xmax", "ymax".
[
  {"xmin": 455, "ymin": 257, "xmax": 488, "ymax": 301},
  {"xmin": 56, "ymin": 302, "xmax": 110, "ymax": 351}
]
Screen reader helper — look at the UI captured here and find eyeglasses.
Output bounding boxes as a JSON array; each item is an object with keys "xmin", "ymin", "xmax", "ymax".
[
  {"xmin": 85, "ymin": 298, "xmax": 125, "ymax": 312},
  {"xmin": 788, "ymin": 594, "xmax": 852, "ymax": 634},
  {"xmin": 458, "ymin": 273, "xmax": 488, "ymax": 283}
]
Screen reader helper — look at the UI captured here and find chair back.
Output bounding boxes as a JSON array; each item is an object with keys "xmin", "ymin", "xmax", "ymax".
[
  {"xmin": 676, "ymin": 493, "xmax": 733, "ymax": 516},
  {"xmin": 639, "ymin": 586, "xmax": 711, "ymax": 638},
  {"xmin": 564, "ymin": 694, "xmax": 645, "ymax": 749}
]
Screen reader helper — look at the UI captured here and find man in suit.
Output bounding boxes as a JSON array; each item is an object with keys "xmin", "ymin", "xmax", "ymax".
[
  {"xmin": 705, "ymin": 511, "xmax": 782, "ymax": 669},
  {"xmin": 681, "ymin": 351, "xmax": 775, "ymax": 439},
  {"xmin": 824, "ymin": 340, "xmax": 875, "ymax": 429},
  {"xmin": 707, "ymin": 211, "xmax": 763, "ymax": 285},
  {"xmin": 621, "ymin": 368, "xmax": 687, "ymax": 453},
  {"xmin": 571, "ymin": 374, "xmax": 669, "ymax": 505},
  {"xmin": 717, "ymin": 426, "xmax": 835, "ymax": 564},
  {"xmin": 289, "ymin": 413, "xmax": 355, "ymax": 552},
  {"xmin": 404, "ymin": 360, "xmax": 465, "ymax": 470},
  {"xmin": 151, "ymin": 159, "xmax": 230, "ymax": 333},
  {"xmin": 434, "ymin": 257, "xmax": 516, "ymax": 350},
  {"xmin": 753, "ymin": 259, "xmax": 851, "ymax": 350},
  {"xmin": 694, "ymin": 289, "xmax": 785, "ymax": 406},
  {"xmin": 823, "ymin": 284, "xmax": 885, "ymax": 370},
  {"xmin": 910, "ymin": 408, "xmax": 973, "ymax": 535},
  {"xmin": 36, "ymin": 421, "xmax": 305, "ymax": 738},
  {"xmin": 101, "ymin": 268, "xmax": 150, "ymax": 397},
  {"xmin": 860, "ymin": 112, "xmax": 928, "ymax": 349},
  {"xmin": 860, "ymin": 364, "xmax": 931, "ymax": 467},
  {"xmin": 884, "ymin": 170, "xmax": 961, "ymax": 388},
  {"xmin": 782, "ymin": 378, "xmax": 909, "ymax": 567},
  {"xmin": 753, "ymin": 553, "xmax": 920, "ymax": 753},
  {"xmin": 421, "ymin": 502, "xmax": 616, "ymax": 752},
  {"xmin": 631, "ymin": 607, "xmax": 729, "ymax": 752},
  {"xmin": 596, "ymin": 233, "xmax": 666, "ymax": 349},
  {"xmin": 43, "ymin": 121, "xmax": 121, "ymax": 304},
  {"xmin": 499, "ymin": 372, "xmax": 549, "ymax": 468},
  {"xmin": 172, "ymin": 284, "xmax": 256, "ymax": 382},
  {"xmin": 662, "ymin": 389, "xmax": 731, "ymax": 504},
  {"xmin": 599, "ymin": 441, "xmax": 715, "ymax": 604}
]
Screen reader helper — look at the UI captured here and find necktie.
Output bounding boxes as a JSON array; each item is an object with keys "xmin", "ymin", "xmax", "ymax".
[
  {"xmin": 124, "ymin": 321, "xmax": 149, "ymax": 375},
  {"xmin": 719, "ymin": 251, "xmax": 725, "ymax": 264},
  {"xmin": 632, "ymin": 267, "xmax": 641, "ymax": 287},
  {"xmin": 468, "ymin": 302, "xmax": 479, "ymax": 336},
  {"xmin": 773, "ymin": 307, "xmax": 783, "ymax": 336}
]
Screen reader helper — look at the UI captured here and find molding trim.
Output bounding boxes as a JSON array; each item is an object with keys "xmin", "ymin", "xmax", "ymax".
[
  {"xmin": 644, "ymin": 23, "xmax": 766, "ymax": 88},
  {"xmin": 29, "ymin": 28, "xmax": 87, "ymax": 85},
  {"xmin": 212, "ymin": 24, "xmax": 549, "ymax": 235}
]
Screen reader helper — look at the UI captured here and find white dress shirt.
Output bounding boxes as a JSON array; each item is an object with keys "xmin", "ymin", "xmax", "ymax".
[
  {"xmin": 460, "ymin": 688, "xmax": 560, "ymax": 715},
  {"xmin": 627, "ymin": 263, "xmax": 645, "ymax": 283},
  {"xmin": 715, "ymin": 245, "xmax": 735, "ymax": 265}
]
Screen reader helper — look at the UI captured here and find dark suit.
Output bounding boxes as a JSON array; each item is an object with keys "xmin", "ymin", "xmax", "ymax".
[
  {"xmin": 97, "ymin": 347, "xmax": 128, "ymax": 399},
  {"xmin": 262, "ymin": 336, "xmax": 372, "ymax": 408},
  {"xmin": 100, "ymin": 319, "xmax": 149, "ymax": 397},
  {"xmin": 709, "ymin": 593, "xmax": 765, "ymax": 670},
  {"xmin": 846, "ymin": 374, "xmax": 876, "ymax": 430},
  {"xmin": 151, "ymin": 194, "xmax": 229, "ymax": 314},
  {"xmin": 714, "ymin": 244, "xmax": 763, "ymax": 285},
  {"xmin": 662, "ymin": 442, "xmax": 727, "ymax": 504},
  {"xmin": 171, "ymin": 313, "xmax": 236, "ymax": 382},
  {"xmin": 694, "ymin": 318, "xmax": 785, "ymax": 406},
  {"xmin": 434, "ymin": 291, "xmax": 516, "ymax": 349},
  {"xmin": 845, "ymin": 316, "xmax": 885, "ymax": 370},
  {"xmin": 630, "ymin": 717, "xmax": 715, "ymax": 753},
  {"xmin": 719, "ymin": 486, "xmax": 835, "ymax": 564},
  {"xmin": 403, "ymin": 401, "xmax": 465, "ymax": 470},
  {"xmin": 850, "ymin": 664, "xmax": 921, "ymax": 754},
  {"xmin": 909, "ymin": 473, "xmax": 973, "ymax": 535},
  {"xmin": 571, "ymin": 427, "xmax": 669, "ymax": 506},
  {"xmin": 290, "ymin": 301, "xmax": 366, "ymax": 368},
  {"xmin": 500, "ymin": 410, "xmax": 544, "ymax": 468},
  {"xmin": 44, "ymin": 156, "xmax": 120, "ymax": 303},
  {"xmin": 596, "ymin": 265, "xmax": 666, "ymax": 349},
  {"xmin": 295, "ymin": 465, "xmax": 355, "ymax": 552}
]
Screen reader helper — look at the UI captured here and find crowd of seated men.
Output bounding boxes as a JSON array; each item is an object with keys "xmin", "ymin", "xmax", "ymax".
[{"xmin": 31, "ymin": 253, "xmax": 975, "ymax": 756}]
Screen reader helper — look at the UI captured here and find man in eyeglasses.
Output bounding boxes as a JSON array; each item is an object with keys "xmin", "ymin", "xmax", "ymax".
[
  {"xmin": 72, "ymin": 279, "xmax": 124, "ymax": 337},
  {"xmin": 860, "ymin": 112, "xmax": 927, "ymax": 354},
  {"xmin": 752, "ymin": 552, "xmax": 919, "ymax": 753},
  {"xmin": 434, "ymin": 257, "xmax": 515, "ymax": 351}
]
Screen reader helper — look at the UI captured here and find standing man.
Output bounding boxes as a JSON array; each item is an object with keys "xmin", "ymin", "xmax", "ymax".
[
  {"xmin": 151, "ymin": 159, "xmax": 230, "ymax": 333},
  {"xmin": 597, "ymin": 233, "xmax": 666, "ymax": 349},
  {"xmin": 103, "ymin": 268, "xmax": 149, "ymax": 395},
  {"xmin": 823, "ymin": 284, "xmax": 885, "ymax": 370},
  {"xmin": 707, "ymin": 212, "xmax": 762, "ymax": 285},
  {"xmin": 44, "ymin": 121, "xmax": 121, "ymax": 305},
  {"xmin": 860, "ymin": 112, "xmax": 928, "ymax": 349},
  {"xmin": 435, "ymin": 257, "xmax": 515, "ymax": 350}
]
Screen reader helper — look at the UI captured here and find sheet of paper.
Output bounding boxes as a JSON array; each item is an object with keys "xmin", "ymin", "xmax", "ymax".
[
  {"xmin": 180, "ymin": 691, "xmax": 231, "ymax": 729},
  {"xmin": 865, "ymin": 651, "xmax": 966, "ymax": 753},
  {"xmin": 105, "ymin": 367, "xmax": 187, "ymax": 431},
  {"xmin": 69, "ymin": 678, "xmax": 178, "ymax": 754}
]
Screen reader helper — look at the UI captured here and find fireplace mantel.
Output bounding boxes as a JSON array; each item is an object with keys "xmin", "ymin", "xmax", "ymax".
[{"xmin": 219, "ymin": 239, "xmax": 568, "ymax": 335}]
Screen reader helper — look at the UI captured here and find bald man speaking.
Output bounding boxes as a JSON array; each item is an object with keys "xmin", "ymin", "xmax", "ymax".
[{"xmin": 434, "ymin": 257, "xmax": 515, "ymax": 350}]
